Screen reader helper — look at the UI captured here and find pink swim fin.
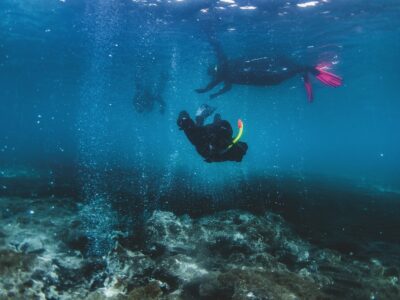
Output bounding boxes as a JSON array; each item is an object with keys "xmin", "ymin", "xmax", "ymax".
[
  {"xmin": 303, "ymin": 73, "xmax": 313, "ymax": 102},
  {"xmin": 314, "ymin": 63, "xmax": 343, "ymax": 87},
  {"xmin": 303, "ymin": 62, "xmax": 342, "ymax": 102}
]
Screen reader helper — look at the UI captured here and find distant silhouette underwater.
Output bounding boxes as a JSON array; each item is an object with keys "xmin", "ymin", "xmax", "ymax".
[{"xmin": 196, "ymin": 37, "xmax": 343, "ymax": 102}]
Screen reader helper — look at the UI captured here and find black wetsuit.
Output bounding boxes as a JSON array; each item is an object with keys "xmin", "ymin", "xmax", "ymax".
[
  {"xmin": 196, "ymin": 56, "xmax": 314, "ymax": 99},
  {"xmin": 177, "ymin": 111, "xmax": 248, "ymax": 163},
  {"xmin": 196, "ymin": 38, "xmax": 314, "ymax": 99}
]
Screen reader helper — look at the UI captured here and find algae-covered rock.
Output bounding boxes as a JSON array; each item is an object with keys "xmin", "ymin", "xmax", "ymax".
[
  {"xmin": 127, "ymin": 282, "xmax": 163, "ymax": 300},
  {"xmin": 0, "ymin": 201, "xmax": 399, "ymax": 300},
  {"xmin": 145, "ymin": 211, "xmax": 193, "ymax": 254},
  {"xmin": 0, "ymin": 249, "xmax": 35, "ymax": 274},
  {"xmin": 182, "ymin": 269, "xmax": 324, "ymax": 300}
]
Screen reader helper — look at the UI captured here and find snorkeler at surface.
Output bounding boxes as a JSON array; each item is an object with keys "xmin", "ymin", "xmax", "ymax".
[
  {"xmin": 195, "ymin": 37, "xmax": 342, "ymax": 102},
  {"xmin": 133, "ymin": 72, "xmax": 167, "ymax": 114},
  {"xmin": 177, "ymin": 104, "xmax": 248, "ymax": 163}
]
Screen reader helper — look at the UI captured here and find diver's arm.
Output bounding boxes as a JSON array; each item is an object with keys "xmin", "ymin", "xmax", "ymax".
[
  {"xmin": 210, "ymin": 82, "xmax": 232, "ymax": 99},
  {"xmin": 195, "ymin": 78, "xmax": 222, "ymax": 93}
]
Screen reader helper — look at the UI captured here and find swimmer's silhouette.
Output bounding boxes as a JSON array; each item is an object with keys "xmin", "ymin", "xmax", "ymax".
[
  {"xmin": 196, "ymin": 37, "xmax": 342, "ymax": 102},
  {"xmin": 133, "ymin": 72, "xmax": 168, "ymax": 114}
]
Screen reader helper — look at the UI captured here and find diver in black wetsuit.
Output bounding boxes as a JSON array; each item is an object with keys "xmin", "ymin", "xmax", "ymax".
[
  {"xmin": 133, "ymin": 72, "xmax": 168, "ymax": 114},
  {"xmin": 195, "ymin": 38, "xmax": 342, "ymax": 102},
  {"xmin": 177, "ymin": 104, "xmax": 248, "ymax": 163}
]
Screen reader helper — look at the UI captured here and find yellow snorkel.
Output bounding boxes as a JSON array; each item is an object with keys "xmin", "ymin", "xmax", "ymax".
[{"xmin": 228, "ymin": 119, "xmax": 244, "ymax": 149}]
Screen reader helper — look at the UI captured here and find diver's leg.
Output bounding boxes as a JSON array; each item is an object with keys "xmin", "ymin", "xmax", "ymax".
[
  {"xmin": 195, "ymin": 78, "xmax": 222, "ymax": 93},
  {"xmin": 210, "ymin": 82, "xmax": 232, "ymax": 99},
  {"xmin": 195, "ymin": 104, "xmax": 216, "ymax": 126}
]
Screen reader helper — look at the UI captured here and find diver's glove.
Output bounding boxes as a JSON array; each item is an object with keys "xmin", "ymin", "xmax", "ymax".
[{"xmin": 196, "ymin": 104, "xmax": 216, "ymax": 119}]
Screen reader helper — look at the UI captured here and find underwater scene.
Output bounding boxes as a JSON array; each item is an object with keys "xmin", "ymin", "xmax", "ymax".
[{"xmin": 1, "ymin": 0, "xmax": 400, "ymax": 299}]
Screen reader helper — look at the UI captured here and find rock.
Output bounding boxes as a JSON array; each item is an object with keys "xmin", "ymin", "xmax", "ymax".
[
  {"xmin": 208, "ymin": 235, "xmax": 253, "ymax": 257},
  {"xmin": 143, "ymin": 242, "xmax": 166, "ymax": 259},
  {"xmin": 59, "ymin": 227, "xmax": 90, "ymax": 253},
  {"xmin": 106, "ymin": 246, "xmax": 156, "ymax": 287},
  {"xmin": 67, "ymin": 235, "xmax": 90, "ymax": 253},
  {"xmin": 152, "ymin": 267, "xmax": 180, "ymax": 293},
  {"xmin": 31, "ymin": 269, "xmax": 47, "ymax": 281},
  {"xmin": 158, "ymin": 254, "xmax": 208, "ymax": 283},
  {"xmin": 86, "ymin": 291, "xmax": 108, "ymax": 300},
  {"xmin": 151, "ymin": 253, "xmax": 209, "ymax": 295},
  {"xmin": 384, "ymin": 267, "xmax": 399, "ymax": 277},
  {"xmin": 145, "ymin": 211, "xmax": 193, "ymax": 253},
  {"xmin": 18, "ymin": 239, "xmax": 45, "ymax": 255},
  {"xmin": 70, "ymin": 219, "xmax": 82, "ymax": 229},
  {"xmin": 1, "ymin": 206, "xmax": 399, "ymax": 300},
  {"xmin": 182, "ymin": 274, "xmax": 234, "ymax": 300},
  {"xmin": 82, "ymin": 259, "xmax": 106, "ymax": 279},
  {"xmin": 52, "ymin": 257, "xmax": 106, "ymax": 291},
  {"xmin": 16, "ymin": 216, "xmax": 31, "ymax": 225},
  {"xmin": 0, "ymin": 249, "xmax": 35, "ymax": 274},
  {"xmin": 127, "ymin": 282, "xmax": 163, "ymax": 300},
  {"xmin": 7, "ymin": 235, "xmax": 46, "ymax": 255}
]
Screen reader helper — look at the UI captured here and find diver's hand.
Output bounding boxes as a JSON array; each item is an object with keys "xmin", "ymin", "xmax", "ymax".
[{"xmin": 195, "ymin": 88, "xmax": 207, "ymax": 93}]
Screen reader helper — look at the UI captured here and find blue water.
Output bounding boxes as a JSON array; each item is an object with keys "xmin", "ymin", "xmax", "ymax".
[
  {"xmin": 1, "ymin": 0, "xmax": 400, "ymax": 254},
  {"xmin": 1, "ymin": 2, "xmax": 400, "ymax": 299}
]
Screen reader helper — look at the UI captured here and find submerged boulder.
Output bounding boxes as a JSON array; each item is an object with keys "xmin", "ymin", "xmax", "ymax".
[
  {"xmin": 145, "ymin": 211, "xmax": 194, "ymax": 254},
  {"xmin": 127, "ymin": 282, "xmax": 163, "ymax": 300},
  {"xmin": 0, "ymin": 249, "xmax": 35, "ymax": 275}
]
